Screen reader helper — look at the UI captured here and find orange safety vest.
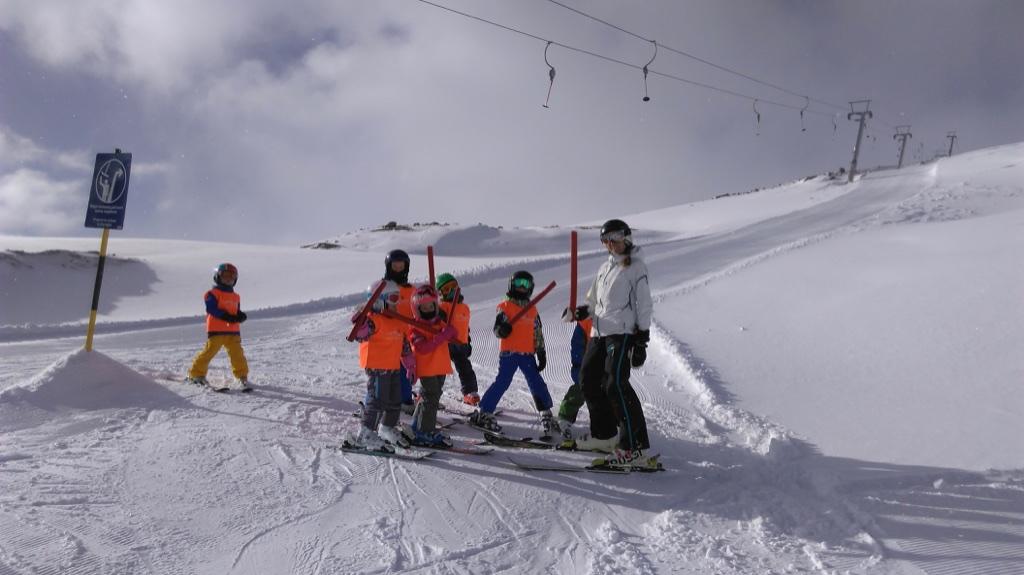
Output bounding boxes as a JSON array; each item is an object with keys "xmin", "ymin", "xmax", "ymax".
[
  {"xmin": 498, "ymin": 300, "xmax": 537, "ymax": 354},
  {"xmin": 206, "ymin": 288, "xmax": 241, "ymax": 334},
  {"xmin": 409, "ymin": 324, "xmax": 453, "ymax": 377},
  {"xmin": 579, "ymin": 317, "xmax": 593, "ymax": 342},
  {"xmin": 359, "ymin": 313, "xmax": 407, "ymax": 370},
  {"xmin": 397, "ymin": 284, "xmax": 414, "ymax": 318},
  {"xmin": 441, "ymin": 300, "xmax": 471, "ymax": 344}
]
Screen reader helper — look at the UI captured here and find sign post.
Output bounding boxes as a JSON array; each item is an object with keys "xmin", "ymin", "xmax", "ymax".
[{"xmin": 84, "ymin": 149, "xmax": 132, "ymax": 351}]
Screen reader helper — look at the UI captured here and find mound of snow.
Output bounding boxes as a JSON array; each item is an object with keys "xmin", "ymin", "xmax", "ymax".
[{"xmin": 0, "ymin": 348, "xmax": 183, "ymax": 413}]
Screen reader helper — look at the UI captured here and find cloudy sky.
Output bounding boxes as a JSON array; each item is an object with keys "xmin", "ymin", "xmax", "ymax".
[{"xmin": 1, "ymin": 0, "xmax": 1022, "ymax": 245}]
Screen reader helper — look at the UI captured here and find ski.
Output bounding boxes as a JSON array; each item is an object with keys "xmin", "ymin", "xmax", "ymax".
[
  {"xmin": 507, "ymin": 455, "xmax": 627, "ymax": 474},
  {"xmin": 507, "ymin": 455, "xmax": 665, "ymax": 474},
  {"xmin": 329, "ymin": 441, "xmax": 434, "ymax": 461},
  {"xmin": 407, "ymin": 441, "xmax": 494, "ymax": 456},
  {"xmin": 481, "ymin": 430, "xmax": 556, "ymax": 450}
]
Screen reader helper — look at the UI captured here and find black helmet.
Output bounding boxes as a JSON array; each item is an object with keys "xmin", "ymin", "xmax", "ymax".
[
  {"xmin": 600, "ymin": 219, "xmax": 632, "ymax": 241},
  {"xmin": 507, "ymin": 270, "xmax": 534, "ymax": 300},
  {"xmin": 384, "ymin": 249, "xmax": 410, "ymax": 285},
  {"xmin": 213, "ymin": 263, "xmax": 238, "ymax": 287}
]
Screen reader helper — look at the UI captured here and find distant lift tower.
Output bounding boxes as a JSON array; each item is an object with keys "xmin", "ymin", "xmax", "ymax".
[
  {"xmin": 893, "ymin": 125, "xmax": 913, "ymax": 168},
  {"xmin": 946, "ymin": 131, "xmax": 958, "ymax": 157},
  {"xmin": 847, "ymin": 100, "xmax": 872, "ymax": 182}
]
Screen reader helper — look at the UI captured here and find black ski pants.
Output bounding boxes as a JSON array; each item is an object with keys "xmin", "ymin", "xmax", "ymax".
[
  {"xmin": 581, "ymin": 334, "xmax": 650, "ymax": 451},
  {"xmin": 448, "ymin": 342, "xmax": 478, "ymax": 395}
]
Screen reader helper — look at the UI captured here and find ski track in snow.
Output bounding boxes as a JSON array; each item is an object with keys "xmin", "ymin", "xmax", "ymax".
[{"xmin": 3, "ymin": 159, "xmax": 1024, "ymax": 573}]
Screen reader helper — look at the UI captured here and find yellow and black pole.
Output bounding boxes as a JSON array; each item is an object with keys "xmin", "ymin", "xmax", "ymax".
[
  {"xmin": 84, "ymin": 227, "xmax": 110, "ymax": 351},
  {"xmin": 83, "ymin": 147, "xmax": 132, "ymax": 351}
]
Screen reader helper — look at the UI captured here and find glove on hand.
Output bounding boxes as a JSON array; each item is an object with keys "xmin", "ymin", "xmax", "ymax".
[
  {"xmin": 401, "ymin": 351, "xmax": 417, "ymax": 382},
  {"xmin": 440, "ymin": 324, "xmax": 457, "ymax": 342},
  {"xmin": 236, "ymin": 311, "xmax": 248, "ymax": 323},
  {"xmin": 634, "ymin": 329, "xmax": 650, "ymax": 345},
  {"xmin": 353, "ymin": 317, "xmax": 375, "ymax": 342},
  {"xmin": 630, "ymin": 344, "xmax": 647, "ymax": 368},
  {"xmin": 536, "ymin": 349, "xmax": 547, "ymax": 372},
  {"xmin": 561, "ymin": 305, "xmax": 591, "ymax": 323},
  {"xmin": 494, "ymin": 321, "xmax": 513, "ymax": 339}
]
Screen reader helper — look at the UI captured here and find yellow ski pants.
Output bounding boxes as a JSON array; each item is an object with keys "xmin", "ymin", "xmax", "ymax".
[{"xmin": 188, "ymin": 335, "xmax": 249, "ymax": 379}]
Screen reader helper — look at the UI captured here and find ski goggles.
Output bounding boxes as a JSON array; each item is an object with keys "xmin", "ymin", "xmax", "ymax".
[
  {"xmin": 511, "ymin": 278, "xmax": 533, "ymax": 290},
  {"xmin": 600, "ymin": 230, "xmax": 628, "ymax": 243},
  {"xmin": 439, "ymin": 282, "xmax": 458, "ymax": 297}
]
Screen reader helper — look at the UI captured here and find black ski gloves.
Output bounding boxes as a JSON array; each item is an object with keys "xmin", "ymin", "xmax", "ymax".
[
  {"xmin": 225, "ymin": 312, "xmax": 247, "ymax": 324},
  {"xmin": 630, "ymin": 329, "xmax": 650, "ymax": 368},
  {"xmin": 561, "ymin": 305, "xmax": 590, "ymax": 322},
  {"xmin": 236, "ymin": 311, "xmax": 247, "ymax": 323},
  {"xmin": 536, "ymin": 348, "xmax": 547, "ymax": 372},
  {"xmin": 494, "ymin": 321, "xmax": 513, "ymax": 339},
  {"xmin": 630, "ymin": 344, "xmax": 647, "ymax": 368}
]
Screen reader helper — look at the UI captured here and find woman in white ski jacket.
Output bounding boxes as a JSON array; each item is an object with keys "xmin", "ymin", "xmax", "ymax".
[{"xmin": 568, "ymin": 219, "xmax": 653, "ymax": 459}]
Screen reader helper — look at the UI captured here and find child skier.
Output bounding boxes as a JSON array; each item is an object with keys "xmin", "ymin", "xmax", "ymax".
[
  {"xmin": 351, "ymin": 280, "xmax": 412, "ymax": 451},
  {"xmin": 187, "ymin": 263, "xmax": 251, "ymax": 391},
  {"xmin": 406, "ymin": 285, "xmax": 457, "ymax": 446},
  {"xmin": 555, "ymin": 315, "xmax": 593, "ymax": 442},
  {"xmin": 383, "ymin": 249, "xmax": 418, "ymax": 415},
  {"xmin": 470, "ymin": 271, "xmax": 559, "ymax": 438},
  {"xmin": 436, "ymin": 273, "xmax": 480, "ymax": 406}
]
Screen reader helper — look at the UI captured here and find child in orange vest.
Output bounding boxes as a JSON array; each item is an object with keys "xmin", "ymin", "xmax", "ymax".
[
  {"xmin": 352, "ymin": 280, "xmax": 412, "ymax": 452},
  {"xmin": 187, "ymin": 263, "xmax": 251, "ymax": 391},
  {"xmin": 406, "ymin": 285, "xmax": 457, "ymax": 446},
  {"xmin": 436, "ymin": 273, "xmax": 479, "ymax": 406},
  {"xmin": 471, "ymin": 271, "xmax": 559, "ymax": 438}
]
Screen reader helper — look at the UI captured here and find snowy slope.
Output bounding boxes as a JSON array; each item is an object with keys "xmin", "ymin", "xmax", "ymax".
[{"xmin": 1, "ymin": 144, "xmax": 1023, "ymax": 574}]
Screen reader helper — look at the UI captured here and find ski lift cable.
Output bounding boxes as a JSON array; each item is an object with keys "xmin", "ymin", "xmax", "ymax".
[
  {"xmin": 543, "ymin": 0, "xmax": 849, "ymax": 113},
  {"xmin": 414, "ymin": 0, "xmax": 836, "ymax": 117}
]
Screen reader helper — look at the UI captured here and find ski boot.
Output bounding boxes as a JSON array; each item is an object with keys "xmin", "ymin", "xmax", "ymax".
[
  {"xmin": 352, "ymin": 426, "xmax": 393, "ymax": 453},
  {"xmin": 540, "ymin": 410, "xmax": 561, "ymax": 440},
  {"xmin": 378, "ymin": 424, "xmax": 412, "ymax": 449},
  {"xmin": 186, "ymin": 376, "xmax": 209, "ymax": 387},
  {"xmin": 572, "ymin": 433, "xmax": 619, "ymax": 453},
  {"xmin": 558, "ymin": 419, "xmax": 574, "ymax": 443},
  {"xmin": 235, "ymin": 378, "xmax": 253, "ymax": 392},
  {"xmin": 428, "ymin": 431, "xmax": 453, "ymax": 448},
  {"xmin": 469, "ymin": 410, "xmax": 502, "ymax": 433}
]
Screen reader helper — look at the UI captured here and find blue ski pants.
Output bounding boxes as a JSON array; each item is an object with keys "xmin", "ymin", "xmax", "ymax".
[{"xmin": 480, "ymin": 351, "xmax": 553, "ymax": 414}]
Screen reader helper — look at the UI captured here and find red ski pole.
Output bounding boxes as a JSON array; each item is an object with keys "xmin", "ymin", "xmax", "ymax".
[
  {"xmin": 443, "ymin": 286, "xmax": 461, "ymax": 328},
  {"xmin": 507, "ymin": 281, "xmax": 557, "ymax": 326},
  {"xmin": 427, "ymin": 245, "xmax": 435, "ymax": 288},
  {"xmin": 569, "ymin": 230, "xmax": 578, "ymax": 312},
  {"xmin": 380, "ymin": 309, "xmax": 441, "ymax": 335},
  {"xmin": 346, "ymin": 281, "xmax": 388, "ymax": 342}
]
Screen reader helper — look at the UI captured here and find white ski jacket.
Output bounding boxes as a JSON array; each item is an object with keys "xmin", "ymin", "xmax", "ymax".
[{"xmin": 585, "ymin": 246, "xmax": 653, "ymax": 338}]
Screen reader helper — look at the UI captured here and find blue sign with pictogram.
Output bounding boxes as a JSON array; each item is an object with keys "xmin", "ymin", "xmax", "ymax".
[{"xmin": 85, "ymin": 152, "xmax": 132, "ymax": 229}]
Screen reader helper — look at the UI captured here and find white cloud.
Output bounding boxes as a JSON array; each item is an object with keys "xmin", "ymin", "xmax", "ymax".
[
  {"xmin": 0, "ymin": 169, "xmax": 82, "ymax": 235},
  {"xmin": 0, "ymin": 125, "xmax": 44, "ymax": 168},
  {"xmin": 0, "ymin": 125, "xmax": 92, "ymax": 173}
]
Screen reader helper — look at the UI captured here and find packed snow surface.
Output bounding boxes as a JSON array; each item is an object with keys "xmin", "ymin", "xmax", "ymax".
[{"xmin": 2, "ymin": 144, "xmax": 1023, "ymax": 574}]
